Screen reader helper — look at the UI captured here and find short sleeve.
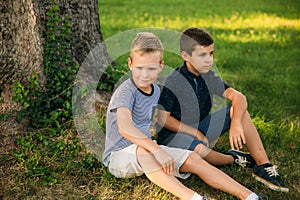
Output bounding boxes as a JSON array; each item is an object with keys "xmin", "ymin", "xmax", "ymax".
[
  {"xmin": 203, "ymin": 71, "xmax": 230, "ymax": 97},
  {"xmin": 108, "ymin": 80, "xmax": 136, "ymax": 112}
]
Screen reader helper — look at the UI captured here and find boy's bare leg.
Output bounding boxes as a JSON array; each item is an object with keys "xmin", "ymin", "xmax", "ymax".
[
  {"xmin": 241, "ymin": 111, "xmax": 270, "ymax": 165},
  {"xmin": 180, "ymin": 152, "xmax": 253, "ymax": 200},
  {"xmin": 136, "ymin": 147, "xmax": 195, "ymax": 200},
  {"xmin": 193, "ymin": 110, "xmax": 270, "ymax": 166},
  {"xmin": 194, "ymin": 144, "xmax": 234, "ymax": 165}
]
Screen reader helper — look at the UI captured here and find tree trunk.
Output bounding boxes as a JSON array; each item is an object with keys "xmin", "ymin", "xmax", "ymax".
[
  {"xmin": 0, "ymin": 0, "xmax": 43, "ymax": 88},
  {"xmin": 0, "ymin": 0, "xmax": 108, "ymax": 86},
  {"xmin": 0, "ymin": 0, "xmax": 110, "ymax": 133},
  {"xmin": 50, "ymin": 0, "xmax": 109, "ymax": 65}
]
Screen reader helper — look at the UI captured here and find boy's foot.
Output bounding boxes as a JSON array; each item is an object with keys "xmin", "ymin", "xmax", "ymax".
[
  {"xmin": 252, "ymin": 163, "xmax": 289, "ymax": 192},
  {"xmin": 227, "ymin": 149, "xmax": 256, "ymax": 168}
]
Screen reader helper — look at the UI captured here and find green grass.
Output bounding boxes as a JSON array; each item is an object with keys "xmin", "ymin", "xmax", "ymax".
[
  {"xmin": 1, "ymin": 0, "xmax": 299, "ymax": 199},
  {"xmin": 98, "ymin": 0, "xmax": 300, "ymax": 199},
  {"xmin": 99, "ymin": 0, "xmax": 300, "ymax": 121}
]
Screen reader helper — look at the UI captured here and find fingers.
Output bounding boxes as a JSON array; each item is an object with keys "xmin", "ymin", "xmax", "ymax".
[
  {"xmin": 163, "ymin": 158, "xmax": 175, "ymax": 175},
  {"xmin": 234, "ymin": 136, "xmax": 242, "ymax": 150},
  {"xmin": 236, "ymin": 136, "xmax": 242, "ymax": 150},
  {"xmin": 230, "ymin": 134, "xmax": 246, "ymax": 150},
  {"xmin": 229, "ymin": 136, "xmax": 234, "ymax": 150},
  {"xmin": 152, "ymin": 149, "xmax": 175, "ymax": 175},
  {"xmin": 162, "ymin": 156, "xmax": 175, "ymax": 174},
  {"xmin": 241, "ymin": 133, "xmax": 246, "ymax": 146}
]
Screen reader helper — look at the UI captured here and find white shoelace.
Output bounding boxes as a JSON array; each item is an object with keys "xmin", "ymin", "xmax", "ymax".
[
  {"xmin": 264, "ymin": 165, "xmax": 279, "ymax": 177},
  {"xmin": 235, "ymin": 155, "xmax": 250, "ymax": 168}
]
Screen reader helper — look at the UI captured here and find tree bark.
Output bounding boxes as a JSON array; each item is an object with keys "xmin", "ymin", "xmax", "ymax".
[
  {"xmin": 0, "ymin": 0, "xmax": 110, "ymax": 132},
  {"xmin": 0, "ymin": 0, "xmax": 109, "ymax": 87},
  {"xmin": 0, "ymin": 0, "xmax": 43, "ymax": 88}
]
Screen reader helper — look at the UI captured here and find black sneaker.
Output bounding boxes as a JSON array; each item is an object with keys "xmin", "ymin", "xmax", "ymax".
[
  {"xmin": 252, "ymin": 163, "xmax": 289, "ymax": 192},
  {"xmin": 227, "ymin": 149, "xmax": 256, "ymax": 168}
]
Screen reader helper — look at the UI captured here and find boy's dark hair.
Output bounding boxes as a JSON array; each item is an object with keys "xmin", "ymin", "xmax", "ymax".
[{"xmin": 180, "ymin": 28, "xmax": 214, "ymax": 55}]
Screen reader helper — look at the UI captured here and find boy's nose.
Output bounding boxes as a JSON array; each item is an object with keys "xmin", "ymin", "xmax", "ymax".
[
  {"xmin": 141, "ymin": 69, "xmax": 149, "ymax": 78},
  {"xmin": 206, "ymin": 56, "xmax": 213, "ymax": 63}
]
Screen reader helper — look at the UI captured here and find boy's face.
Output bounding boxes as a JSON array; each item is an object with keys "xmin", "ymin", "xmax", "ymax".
[
  {"xmin": 128, "ymin": 51, "xmax": 164, "ymax": 92},
  {"xmin": 182, "ymin": 44, "xmax": 214, "ymax": 75}
]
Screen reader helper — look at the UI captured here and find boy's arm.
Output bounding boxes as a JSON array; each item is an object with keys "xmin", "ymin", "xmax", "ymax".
[
  {"xmin": 157, "ymin": 109, "xmax": 208, "ymax": 144},
  {"xmin": 117, "ymin": 107, "xmax": 175, "ymax": 174},
  {"xmin": 223, "ymin": 87, "xmax": 247, "ymax": 150}
]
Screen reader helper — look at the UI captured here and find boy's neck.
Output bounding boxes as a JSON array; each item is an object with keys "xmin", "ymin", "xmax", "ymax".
[
  {"xmin": 131, "ymin": 79, "xmax": 153, "ymax": 95},
  {"xmin": 185, "ymin": 61, "xmax": 201, "ymax": 76},
  {"xmin": 138, "ymin": 85, "xmax": 153, "ymax": 95}
]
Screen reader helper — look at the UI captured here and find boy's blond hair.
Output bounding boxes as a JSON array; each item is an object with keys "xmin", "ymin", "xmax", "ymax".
[{"xmin": 130, "ymin": 32, "xmax": 164, "ymax": 61}]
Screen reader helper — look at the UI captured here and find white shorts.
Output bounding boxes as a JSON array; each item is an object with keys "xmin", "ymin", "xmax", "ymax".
[{"xmin": 108, "ymin": 144, "xmax": 192, "ymax": 179}]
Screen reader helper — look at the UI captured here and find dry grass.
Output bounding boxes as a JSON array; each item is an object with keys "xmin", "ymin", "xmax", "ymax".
[{"xmin": 1, "ymin": 127, "xmax": 299, "ymax": 199}]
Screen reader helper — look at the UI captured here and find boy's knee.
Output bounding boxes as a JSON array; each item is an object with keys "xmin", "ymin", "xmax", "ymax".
[
  {"xmin": 186, "ymin": 152, "xmax": 202, "ymax": 164},
  {"xmin": 136, "ymin": 147, "xmax": 163, "ymax": 174},
  {"xmin": 136, "ymin": 146, "xmax": 155, "ymax": 165},
  {"xmin": 194, "ymin": 143, "xmax": 211, "ymax": 158},
  {"xmin": 181, "ymin": 152, "xmax": 205, "ymax": 173}
]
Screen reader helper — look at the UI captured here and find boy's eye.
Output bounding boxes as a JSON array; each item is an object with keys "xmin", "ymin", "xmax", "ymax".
[{"xmin": 134, "ymin": 66, "xmax": 159, "ymax": 71}]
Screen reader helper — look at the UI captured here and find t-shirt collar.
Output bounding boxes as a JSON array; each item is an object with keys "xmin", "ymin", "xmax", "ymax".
[
  {"xmin": 180, "ymin": 61, "xmax": 201, "ymax": 80},
  {"xmin": 130, "ymin": 78, "xmax": 154, "ymax": 96}
]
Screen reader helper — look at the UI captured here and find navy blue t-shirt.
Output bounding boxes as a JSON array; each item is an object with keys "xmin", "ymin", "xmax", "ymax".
[{"xmin": 157, "ymin": 62, "xmax": 230, "ymax": 143}]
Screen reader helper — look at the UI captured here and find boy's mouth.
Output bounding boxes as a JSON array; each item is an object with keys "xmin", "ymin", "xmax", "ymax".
[{"xmin": 139, "ymin": 79, "xmax": 151, "ymax": 84}]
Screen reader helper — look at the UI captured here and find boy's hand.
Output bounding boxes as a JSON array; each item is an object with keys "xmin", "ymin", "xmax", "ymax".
[
  {"xmin": 229, "ymin": 121, "xmax": 246, "ymax": 150},
  {"xmin": 152, "ymin": 149, "xmax": 175, "ymax": 175},
  {"xmin": 195, "ymin": 131, "xmax": 209, "ymax": 147}
]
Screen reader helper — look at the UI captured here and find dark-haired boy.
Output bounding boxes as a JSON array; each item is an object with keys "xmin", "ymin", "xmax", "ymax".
[{"xmin": 157, "ymin": 27, "xmax": 288, "ymax": 192}]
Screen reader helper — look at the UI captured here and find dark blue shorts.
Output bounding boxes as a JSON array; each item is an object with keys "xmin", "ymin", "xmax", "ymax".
[{"xmin": 162, "ymin": 105, "xmax": 231, "ymax": 151}]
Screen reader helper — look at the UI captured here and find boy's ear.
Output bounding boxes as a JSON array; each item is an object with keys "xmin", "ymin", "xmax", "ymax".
[
  {"xmin": 128, "ymin": 57, "xmax": 133, "ymax": 70},
  {"xmin": 181, "ymin": 51, "xmax": 190, "ymax": 61},
  {"xmin": 159, "ymin": 60, "xmax": 165, "ymax": 72}
]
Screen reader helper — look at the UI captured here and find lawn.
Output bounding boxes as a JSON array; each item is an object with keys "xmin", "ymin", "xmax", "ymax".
[
  {"xmin": 98, "ymin": 0, "xmax": 300, "ymax": 199},
  {"xmin": 1, "ymin": 0, "xmax": 299, "ymax": 199}
]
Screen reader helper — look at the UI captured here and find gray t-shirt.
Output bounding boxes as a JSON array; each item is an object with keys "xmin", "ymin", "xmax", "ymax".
[{"xmin": 102, "ymin": 79, "xmax": 160, "ymax": 166}]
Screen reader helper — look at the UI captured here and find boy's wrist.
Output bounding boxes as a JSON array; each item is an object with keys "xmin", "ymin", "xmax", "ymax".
[
  {"xmin": 194, "ymin": 131, "xmax": 209, "ymax": 147},
  {"xmin": 195, "ymin": 130, "xmax": 204, "ymax": 139},
  {"xmin": 151, "ymin": 147, "xmax": 162, "ymax": 153},
  {"xmin": 149, "ymin": 143, "xmax": 162, "ymax": 153},
  {"xmin": 231, "ymin": 117, "xmax": 242, "ymax": 127}
]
